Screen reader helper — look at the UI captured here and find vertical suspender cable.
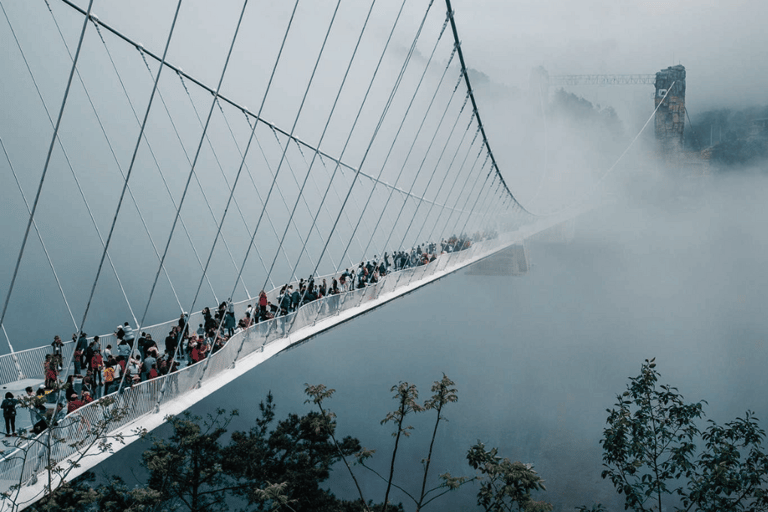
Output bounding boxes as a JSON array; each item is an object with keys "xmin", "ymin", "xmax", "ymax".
[
  {"xmin": 79, "ymin": 0, "xmax": 182, "ymax": 340},
  {"xmin": 93, "ymin": 21, "xmax": 217, "ymax": 306},
  {"xmin": 424, "ymin": 124, "xmax": 481, "ymax": 244},
  {"xmin": 272, "ymin": 0, "xmax": 376, "ymax": 288},
  {"xmin": 134, "ymin": 0, "xmax": 251, "ymax": 399},
  {"xmin": 44, "ymin": 3, "xmax": 183, "ymax": 315},
  {"xmin": 379, "ymin": 73, "xmax": 463, "ymax": 254},
  {"xmin": 410, "ymin": 109, "xmax": 475, "ymax": 246},
  {"xmin": 355, "ymin": 13, "xmax": 454, "ymax": 262},
  {"xmin": 397, "ymin": 92, "xmax": 471, "ymax": 251},
  {"xmin": 0, "ymin": 0, "xmax": 94, "ymax": 354},
  {"xmin": 323, "ymin": 0, "xmax": 437, "ymax": 275},
  {"xmin": 257, "ymin": 0, "xmax": 343, "ymax": 293},
  {"xmin": 223, "ymin": 0, "xmax": 301, "ymax": 367}
]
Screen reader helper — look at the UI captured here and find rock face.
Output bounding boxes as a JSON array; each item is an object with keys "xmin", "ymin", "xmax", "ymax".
[{"xmin": 654, "ymin": 65, "xmax": 686, "ymax": 156}]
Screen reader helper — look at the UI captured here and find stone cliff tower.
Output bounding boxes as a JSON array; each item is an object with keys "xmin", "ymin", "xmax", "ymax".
[{"xmin": 654, "ymin": 65, "xmax": 686, "ymax": 155}]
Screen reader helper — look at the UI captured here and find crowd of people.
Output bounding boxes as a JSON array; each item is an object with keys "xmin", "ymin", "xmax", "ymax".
[{"xmin": 2, "ymin": 233, "xmax": 489, "ymax": 438}]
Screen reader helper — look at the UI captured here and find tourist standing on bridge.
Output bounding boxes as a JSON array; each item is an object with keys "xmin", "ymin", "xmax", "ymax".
[
  {"xmin": 73, "ymin": 346, "xmax": 83, "ymax": 375},
  {"xmin": 91, "ymin": 348, "xmax": 103, "ymax": 391},
  {"xmin": 122, "ymin": 322, "xmax": 135, "ymax": 346},
  {"xmin": 2, "ymin": 392, "xmax": 17, "ymax": 437},
  {"xmin": 43, "ymin": 354, "xmax": 58, "ymax": 388},
  {"xmin": 225, "ymin": 299, "xmax": 236, "ymax": 336},
  {"xmin": 259, "ymin": 290, "xmax": 268, "ymax": 318}
]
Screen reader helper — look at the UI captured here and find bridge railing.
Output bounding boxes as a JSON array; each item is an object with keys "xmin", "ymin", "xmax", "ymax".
[
  {"xmin": 0, "ymin": 237, "xmax": 507, "ymax": 497},
  {"xmin": 0, "ymin": 262, "xmax": 364, "ymax": 383}
]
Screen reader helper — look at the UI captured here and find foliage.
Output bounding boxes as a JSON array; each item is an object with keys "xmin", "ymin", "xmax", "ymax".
[
  {"xmin": 344, "ymin": 375, "xmax": 472, "ymax": 511},
  {"xmin": 601, "ymin": 358, "xmax": 768, "ymax": 511},
  {"xmin": 142, "ymin": 409, "xmax": 236, "ymax": 512},
  {"xmin": 688, "ymin": 104, "xmax": 768, "ymax": 166},
  {"xmin": 18, "ymin": 377, "xmax": 552, "ymax": 512},
  {"xmin": 30, "ymin": 472, "xmax": 163, "ymax": 512},
  {"xmin": 466, "ymin": 441, "xmax": 552, "ymax": 512},
  {"xmin": 225, "ymin": 390, "xmax": 373, "ymax": 512},
  {"xmin": 549, "ymin": 89, "xmax": 625, "ymax": 148}
]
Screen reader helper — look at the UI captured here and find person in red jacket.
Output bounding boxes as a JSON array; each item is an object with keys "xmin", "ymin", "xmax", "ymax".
[
  {"xmin": 259, "ymin": 290, "xmax": 268, "ymax": 319},
  {"xmin": 67, "ymin": 394, "xmax": 84, "ymax": 414},
  {"xmin": 91, "ymin": 348, "xmax": 104, "ymax": 391}
]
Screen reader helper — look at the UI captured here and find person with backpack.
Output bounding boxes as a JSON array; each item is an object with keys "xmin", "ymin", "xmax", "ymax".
[{"xmin": 2, "ymin": 393, "xmax": 17, "ymax": 437}]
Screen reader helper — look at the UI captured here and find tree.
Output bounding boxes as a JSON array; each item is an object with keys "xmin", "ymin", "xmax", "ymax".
[
  {"xmin": 466, "ymin": 441, "xmax": 552, "ymax": 512},
  {"xmin": 225, "ymin": 390, "xmax": 378, "ymax": 512},
  {"xmin": 380, "ymin": 382, "xmax": 422, "ymax": 512},
  {"xmin": 347, "ymin": 375, "xmax": 470, "ymax": 512},
  {"xmin": 142, "ymin": 409, "xmax": 236, "ymax": 512},
  {"xmin": 601, "ymin": 358, "xmax": 768, "ymax": 511}
]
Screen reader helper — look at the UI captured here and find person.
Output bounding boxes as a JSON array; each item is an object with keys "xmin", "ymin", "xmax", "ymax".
[
  {"xmin": 117, "ymin": 339, "xmax": 131, "ymax": 358},
  {"xmin": 32, "ymin": 388, "xmax": 48, "ymax": 434},
  {"xmin": 2, "ymin": 392, "xmax": 17, "ymax": 437},
  {"xmin": 224, "ymin": 299, "xmax": 236, "ymax": 336},
  {"xmin": 25, "ymin": 387, "xmax": 36, "ymax": 427},
  {"xmin": 91, "ymin": 348, "xmax": 103, "ymax": 389},
  {"xmin": 103, "ymin": 363, "xmax": 116, "ymax": 395},
  {"xmin": 76, "ymin": 331, "xmax": 88, "ymax": 352},
  {"xmin": 81, "ymin": 375, "xmax": 94, "ymax": 399},
  {"xmin": 143, "ymin": 352, "xmax": 157, "ymax": 381},
  {"xmin": 104, "ymin": 344, "xmax": 113, "ymax": 359},
  {"xmin": 280, "ymin": 289, "xmax": 291, "ymax": 315},
  {"xmin": 115, "ymin": 325, "xmax": 125, "ymax": 343},
  {"xmin": 62, "ymin": 375, "xmax": 76, "ymax": 399},
  {"xmin": 67, "ymin": 393, "xmax": 84, "ymax": 414},
  {"xmin": 190, "ymin": 343, "xmax": 202, "ymax": 364},
  {"xmin": 137, "ymin": 332, "xmax": 147, "ymax": 359},
  {"xmin": 203, "ymin": 307, "xmax": 216, "ymax": 332},
  {"xmin": 73, "ymin": 346, "xmax": 84, "ymax": 375},
  {"xmin": 127, "ymin": 356, "xmax": 142, "ymax": 385},
  {"xmin": 259, "ymin": 291, "xmax": 268, "ymax": 318},
  {"xmin": 245, "ymin": 304, "xmax": 254, "ymax": 322},
  {"xmin": 44, "ymin": 354, "xmax": 58, "ymax": 388},
  {"xmin": 85, "ymin": 339, "xmax": 97, "ymax": 370},
  {"xmin": 51, "ymin": 335, "xmax": 63, "ymax": 357},
  {"xmin": 165, "ymin": 329, "xmax": 178, "ymax": 358},
  {"xmin": 144, "ymin": 334, "xmax": 158, "ymax": 356}
]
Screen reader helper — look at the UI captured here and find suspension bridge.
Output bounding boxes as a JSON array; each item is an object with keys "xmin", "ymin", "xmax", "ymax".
[{"xmin": 0, "ymin": 0, "xmax": 615, "ymax": 508}]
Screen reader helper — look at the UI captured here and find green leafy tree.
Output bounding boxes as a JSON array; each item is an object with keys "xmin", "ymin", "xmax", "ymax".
[
  {"xmin": 28, "ymin": 471, "xmax": 163, "ymax": 512},
  {"xmin": 351, "ymin": 375, "xmax": 470, "ymax": 511},
  {"xmin": 380, "ymin": 382, "xmax": 422, "ymax": 512},
  {"xmin": 225, "ymin": 389, "xmax": 376, "ymax": 512},
  {"xmin": 142, "ymin": 409, "xmax": 237, "ymax": 512},
  {"xmin": 416, "ymin": 374, "xmax": 461, "ymax": 511},
  {"xmin": 466, "ymin": 441, "xmax": 552, "ymax": 512},
  {"xmin": 602, "ymin": 358, "xmax": 768, "ymax": 511}
]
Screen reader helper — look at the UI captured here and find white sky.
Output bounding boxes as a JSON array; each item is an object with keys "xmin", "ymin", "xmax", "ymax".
[{"xmin": 452, "ymin": 0, "xmax": 768, "ymax": 108}]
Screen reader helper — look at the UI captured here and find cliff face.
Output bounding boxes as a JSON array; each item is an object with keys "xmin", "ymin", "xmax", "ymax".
[{"xmin": 654, "ymin": 65, "xmax": 687, "ymax": 156}]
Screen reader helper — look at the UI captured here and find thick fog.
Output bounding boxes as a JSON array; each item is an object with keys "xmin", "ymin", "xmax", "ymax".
[{"xmin": 1, "ymin": 0, "xmax": 767, "ymax": 509}]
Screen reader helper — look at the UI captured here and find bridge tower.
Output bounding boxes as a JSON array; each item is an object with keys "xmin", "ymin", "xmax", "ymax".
[{"xmin": 654, "ymin": 65, "xmax": 686, "ymax": 155}]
